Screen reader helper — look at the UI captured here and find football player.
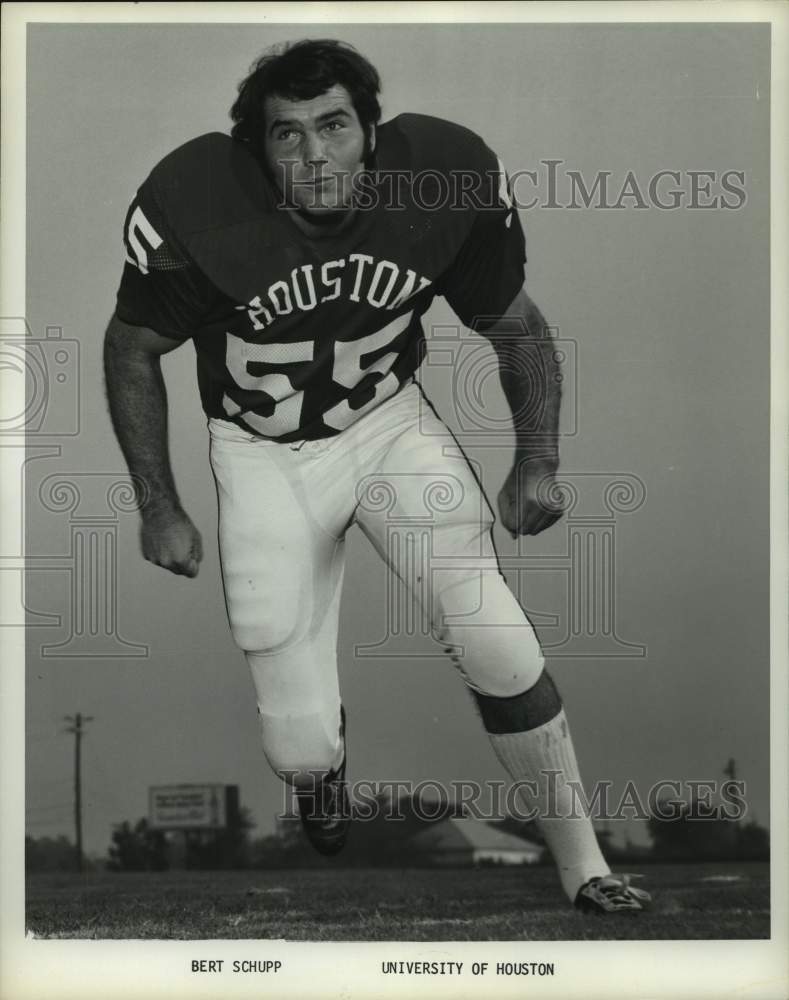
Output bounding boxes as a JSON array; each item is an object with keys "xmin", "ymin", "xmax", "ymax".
[{"xmin": 104, "ymin": 39, "xmax": 649, "ymax": 915}]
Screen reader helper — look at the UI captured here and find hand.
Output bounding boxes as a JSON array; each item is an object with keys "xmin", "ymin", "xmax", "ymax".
[
  {"xmin": 497, "ymin": 456, "xmax": 564, "ymax": 537},
  {"xmin": 140, "ymin": 505, "xmax": 203, "ymax": 578}
]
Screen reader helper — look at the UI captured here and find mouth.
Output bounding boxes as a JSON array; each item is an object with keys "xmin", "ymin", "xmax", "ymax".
[
  {"xmin": 288, "ymin": 174, "xmax": 350, "ymax": 213},
  {"xmin": 305, "ymin": 176, "xmax": 338, "ymax": 190}
]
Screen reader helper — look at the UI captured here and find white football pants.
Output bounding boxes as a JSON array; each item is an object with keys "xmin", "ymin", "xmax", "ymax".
[{"xmin": 208, "ymin": 379, "xmax": 545, "ymax": 784}]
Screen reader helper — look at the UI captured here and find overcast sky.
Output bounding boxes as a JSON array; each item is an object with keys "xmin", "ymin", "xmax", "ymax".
[{"xmin": 21, "ymin": 21, "xmax": 770, "ymax": 858}]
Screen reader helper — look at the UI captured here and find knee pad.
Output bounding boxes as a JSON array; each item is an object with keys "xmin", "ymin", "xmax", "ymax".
[
  {"xmin": 257, "ymin": 709, "xmax": 343, "ymax": 789},
  {"xmin": 409, "ymin": 515, "xmax": 544, "ymax": 698},
  {"xmin": 435, "ymin": 572, "xmax": 545, "ymax": 698}
]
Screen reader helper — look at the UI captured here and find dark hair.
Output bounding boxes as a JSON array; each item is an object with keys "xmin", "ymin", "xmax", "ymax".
[{"xmin": 230, "ymin": 39, "xmax": 382, "ymax": 150}]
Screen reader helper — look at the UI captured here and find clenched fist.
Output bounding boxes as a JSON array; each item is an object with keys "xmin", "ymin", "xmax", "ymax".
[
  {"xmin": 497, "ymin": 456, "xmax": 565, "ymax": 537},
  {"xmin": 140, "ymin": 505, "xmax": 203, "ymax": 578}
]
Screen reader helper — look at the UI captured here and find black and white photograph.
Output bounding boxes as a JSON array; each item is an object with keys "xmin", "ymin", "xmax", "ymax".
[{"xmin": 1, "ymin": 3, "xmax": 787, "ymax": 999}]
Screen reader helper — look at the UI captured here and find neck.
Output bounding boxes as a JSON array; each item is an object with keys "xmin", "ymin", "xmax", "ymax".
[{"xmin": 288, "ymin": 206, "xmax": 359, "ymax": 239}]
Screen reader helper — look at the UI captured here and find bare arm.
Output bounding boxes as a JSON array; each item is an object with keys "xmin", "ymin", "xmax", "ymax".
[
  {"xmin": 104, "ymin": 313, "xmax": 184, "ymax": 511},
  {"xmin": 103, "ymin": 314, "xmax": 203, "ymax": 576},
  {"xmin": 486, "ymin": 286, "xmax": 561, "ymax": 463},
  {"xmin": 483, "ymin": 286, "xmax": 564, "ymax": 536}
]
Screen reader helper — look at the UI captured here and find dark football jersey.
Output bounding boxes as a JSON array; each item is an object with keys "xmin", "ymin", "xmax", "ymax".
[{"xmin": 115, "ymin": 113, "xmax": 526, "ymax": 442}]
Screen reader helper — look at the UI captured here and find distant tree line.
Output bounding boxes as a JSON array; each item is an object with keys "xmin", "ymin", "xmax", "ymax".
[
  {"xmin": 647, "ymin": 802, "xmax": 769, "ymax": 862},
  {"xmin": 25, "ymin": 835, "xmax": 85, "ymax": 873},
  {"xmin": 26, "ymin": 791, "xmax": 769, "ymax": 872}
]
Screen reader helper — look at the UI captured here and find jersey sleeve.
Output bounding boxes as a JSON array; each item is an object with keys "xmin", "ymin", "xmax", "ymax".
[
  {"xmin": 437, "ymin": 163, "xmax": 526, "ymax": 333},
  {"xmin": 115, "ymin": 176, "xmax": 218, "ymax": 341}
]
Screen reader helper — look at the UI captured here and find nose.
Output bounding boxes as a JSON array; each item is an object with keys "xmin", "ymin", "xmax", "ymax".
[{"xmin": 302, "ymin": 132, "xmax": 328, "ymax": 168}]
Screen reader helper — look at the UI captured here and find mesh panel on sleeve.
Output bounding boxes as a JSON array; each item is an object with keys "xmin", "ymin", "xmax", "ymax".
[
  {"xmin": 144, "ymin": 189, "xmax": 190, "ymax": 271},
  {"xmin": 148, "ymin": 242, "xmax": 189, "ymax": 271}
]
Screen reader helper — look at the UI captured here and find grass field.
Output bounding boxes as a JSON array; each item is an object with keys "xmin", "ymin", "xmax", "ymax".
[{"xmin": 26, "ymin": 862, "xmax": 769, "ymax": 941}]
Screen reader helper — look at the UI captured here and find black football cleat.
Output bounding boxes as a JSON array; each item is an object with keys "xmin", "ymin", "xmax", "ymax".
[
  {"xmin": 296, "ymin": 707, "xmax": 350, "ymax": 857},
  {"xmin": 574, "ymin": 874, "xmax": 651, "ymax": 914}
]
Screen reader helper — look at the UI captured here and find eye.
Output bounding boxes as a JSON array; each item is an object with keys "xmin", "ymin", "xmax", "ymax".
[
  {"xmin": 323, "ymin": 120, "xmax": 345, "ymax": 133},
  {"xmin": 276, "ymin": 128, "xmax": 300, "ymax": 141}
]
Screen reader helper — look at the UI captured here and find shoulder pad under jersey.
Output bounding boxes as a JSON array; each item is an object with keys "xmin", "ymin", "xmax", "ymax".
[
  {"xmin": 143, "ymin": 133, "xmax": 292, "ymax": 299},
  {"xmin": 146, "ymin": 132, "xmax": 272, "ymax": 236},
  {"xmin": 377, "ymin": 113, "xmax": 499, "ymax": 176}
]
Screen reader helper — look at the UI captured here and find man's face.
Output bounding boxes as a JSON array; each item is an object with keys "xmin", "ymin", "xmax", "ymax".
[{"xmin": 263, "ymin": 84, "xmax": 372, "ymax": 215}]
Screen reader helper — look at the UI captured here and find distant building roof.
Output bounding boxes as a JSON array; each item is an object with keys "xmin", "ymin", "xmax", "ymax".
[{"xmin": 410, "ymin": 817, "xmax": 543, "ymax": 857}]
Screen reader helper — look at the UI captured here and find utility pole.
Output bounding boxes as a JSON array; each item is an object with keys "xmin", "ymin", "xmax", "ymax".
[{"xmin": 64, "ymin": 713, "xmax": 93, "ymax": 872}]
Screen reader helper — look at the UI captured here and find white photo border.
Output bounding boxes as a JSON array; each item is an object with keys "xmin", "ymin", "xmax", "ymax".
[{"xmin": 1, "ymin": 3, "xmax": 787, "ymax": 999}]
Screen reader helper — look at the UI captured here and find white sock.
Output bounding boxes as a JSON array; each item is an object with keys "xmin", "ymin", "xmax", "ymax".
[{"xmin": 488, "ymin": 709, "xmax": 610, "ymax": 901}]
